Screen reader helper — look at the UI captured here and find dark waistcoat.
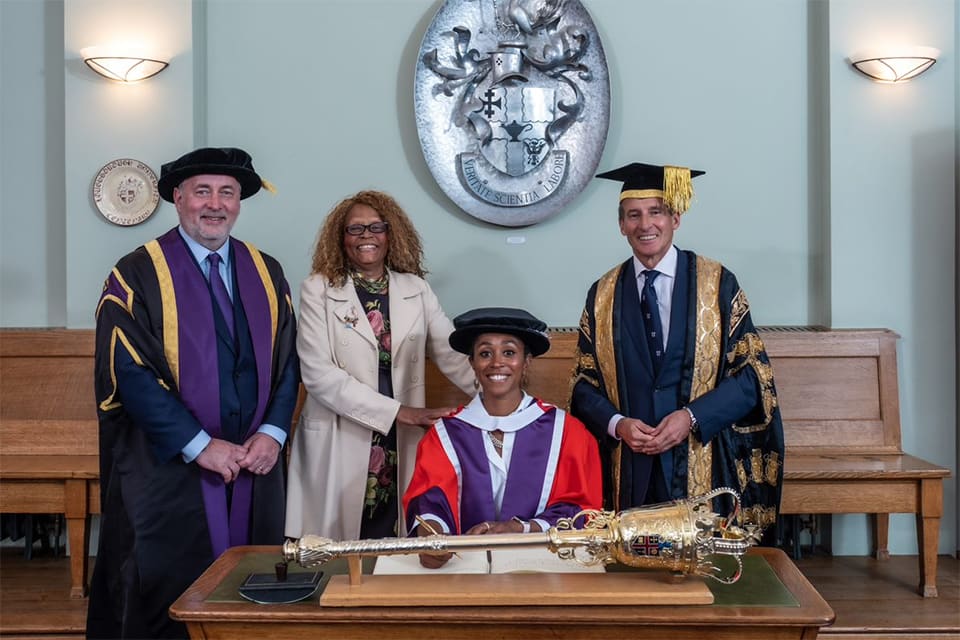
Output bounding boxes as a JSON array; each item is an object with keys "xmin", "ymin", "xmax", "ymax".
[{"xmin": 212, "ymin": 268, "xmax": 259, "ymax": 445}]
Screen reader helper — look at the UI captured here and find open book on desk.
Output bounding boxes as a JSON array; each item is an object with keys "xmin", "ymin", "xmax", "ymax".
[
  {"xmin": 374, "ymin": 550, "xmax": 488, "ymax": 575},
  {"xmin": 373, "ymin": 547, "xmax": 605, "ymax": 575},
  {"xmin": 491, "ymin": 547, "xmax": 604, "ymax": 574}
]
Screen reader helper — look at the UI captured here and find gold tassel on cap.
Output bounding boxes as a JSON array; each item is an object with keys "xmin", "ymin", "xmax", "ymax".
[
  {"xmin": 261, "ymin": 178, "xmax": 278, "ymax": 195},
  {"xmin": 663, "ymin": 165, "xmax": 693, "ymax": 214}
]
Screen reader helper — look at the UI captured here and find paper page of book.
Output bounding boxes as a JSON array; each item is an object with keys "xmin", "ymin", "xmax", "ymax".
[
  {"xmin": 489, "ymin": 547, "xmax": 606, "ymax": 574},
  {"xmin": 373, "ymin": 551, "xmax": 489, "ymax": 575}
]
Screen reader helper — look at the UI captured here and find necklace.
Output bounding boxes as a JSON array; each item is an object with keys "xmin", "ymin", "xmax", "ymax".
[
  {"xmin": 351, "ymin": 270, "xmax": 388, "ymax": 295},
  {"xmin": 487, "ymin": 431, "xmax": 503, "ymax": 449}
]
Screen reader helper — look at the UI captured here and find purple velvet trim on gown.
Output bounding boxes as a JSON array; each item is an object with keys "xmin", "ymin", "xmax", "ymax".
[
  {"xmin": 406, "ymin": 487, "xmax": 457, "ymax": 533},
  {"xmin": 228, "ymin": 239, "xmax": 274, "ymax": 549},
  {"xmin": 100, "ymin": 273, "xmax": 131, "ymax": 306},
  {"xmin": 442, "ymin": 410, "xmax": 559, "ymax": 530},
  {"xmin": 500, "ymin": 414, "xmax": 555, "ymax": 519},
  {"xmin": 155, "ymin": 229, "xmax": 275, "ymax": 558}
]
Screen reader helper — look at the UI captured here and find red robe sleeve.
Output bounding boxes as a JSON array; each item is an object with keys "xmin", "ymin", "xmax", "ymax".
[
  {"xmin": 402, "ymin": 424, "xmax": 464, "ymax": 533},
  {"xmin": 545, "ymin": 413, "xmax": 604, "ymax": 514}
]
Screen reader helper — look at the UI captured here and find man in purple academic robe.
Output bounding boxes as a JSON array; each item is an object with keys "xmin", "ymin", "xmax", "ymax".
[{"xmin": 87, "ymin": 148, "xmax": 299, "ymax": 639}]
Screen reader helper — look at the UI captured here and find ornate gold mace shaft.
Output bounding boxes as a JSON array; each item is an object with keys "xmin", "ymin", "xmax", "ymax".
[{"xmin": 283, "ymin": 487, "xmax": 761, "ymax": 584}]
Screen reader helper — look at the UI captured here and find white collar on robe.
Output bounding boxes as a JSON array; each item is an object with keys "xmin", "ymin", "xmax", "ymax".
[{"xmin": 457, "ymin": 392, "xmax": 542, "ymax": 433}]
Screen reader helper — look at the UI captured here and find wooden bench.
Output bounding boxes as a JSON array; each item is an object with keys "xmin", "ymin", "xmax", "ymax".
[
  {"xmin": 1, "ymin": 327, "xmax": 949, "ymax": 600},
  {"xmin": 0, "ymin": 329, "xmax": 100, "ymax": 598},
  {"xmin": 764, "ymin": 328, "xmax": 949, "ymax": 598},
  {"xmin": 426, "ymin": 327, "xmax": 950, "ymax": 598}
]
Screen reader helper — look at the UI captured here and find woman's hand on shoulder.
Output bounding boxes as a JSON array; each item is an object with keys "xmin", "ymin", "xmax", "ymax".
[{"xmin": 396, "ymin": 405, "xmax": 456, "ymax": 429}]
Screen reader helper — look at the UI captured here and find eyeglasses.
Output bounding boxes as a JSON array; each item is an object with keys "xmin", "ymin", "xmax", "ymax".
[{"xmin": 344, "ymin": 222, "xmax": 389, "ymax": 236}]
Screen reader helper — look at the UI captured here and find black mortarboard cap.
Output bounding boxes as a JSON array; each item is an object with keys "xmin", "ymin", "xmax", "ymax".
[
  {"xmin": 596, "ymin": 162, "xmax": 705, "ymax": 214},
  {"xmin": 158, "ymin": 147, "xmax": 276, "ymax": 202},
  {"xmin": 449, "ymin": 307, "xmax": 550, "ymax": 357}
]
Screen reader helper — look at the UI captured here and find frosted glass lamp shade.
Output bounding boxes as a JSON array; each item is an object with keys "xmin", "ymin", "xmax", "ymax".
[
  {"xmin": 849, "ymin": 47, "xmax": 940, "ymax": 83},
  {"xmin": 81, "ymin": 47, "xmax": 169, "ymax": 82}
]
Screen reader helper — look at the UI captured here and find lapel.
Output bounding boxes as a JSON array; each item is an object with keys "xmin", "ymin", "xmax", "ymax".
[
  {"xmin": 326, "ymin": 279, "xmax": 377, "ymax": 348},
  {"xmin": 385, "ymin": 272, "xmax": 423, "ymax": 353},
  {"xmin": 663, "ymin": 249, "xmax": 689, "ymax": 359},
  {"xmin": 212, "ymin": 301, "xmax": 237, "ymax": 354}
]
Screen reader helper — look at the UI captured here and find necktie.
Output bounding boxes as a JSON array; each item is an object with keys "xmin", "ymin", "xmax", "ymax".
[
  {"xmin": 641, "ymin": 270, "xmax": 664, "ymax": 373},
  {"xmin": 207, "ymin": 253, "xmax": 234, "ymax": 338}
]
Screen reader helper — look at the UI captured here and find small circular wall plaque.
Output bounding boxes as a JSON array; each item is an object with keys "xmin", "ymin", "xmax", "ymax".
[{"xmin": 93, "ymin": 158, "xmax": 160, "ymax": 226}]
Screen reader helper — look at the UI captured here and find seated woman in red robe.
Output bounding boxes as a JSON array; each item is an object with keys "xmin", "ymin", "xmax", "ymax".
[{"xmin": 402, "ymin": 307, "xmax": 603, "ymax": 568}]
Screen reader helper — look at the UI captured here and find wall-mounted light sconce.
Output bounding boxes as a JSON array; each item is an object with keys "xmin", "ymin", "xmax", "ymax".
[
  {"xmin": 849, "ymin": 47, "xmax": 940, "ymax": 83},
  {"xmin": 81, "ymin": 46, "xmax": 169, "ymax": 83}
]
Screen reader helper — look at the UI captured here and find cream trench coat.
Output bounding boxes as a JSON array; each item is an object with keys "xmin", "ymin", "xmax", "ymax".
[{"xmin": 285, "ymin": 270, "xmax": 475, "ymax": 540}]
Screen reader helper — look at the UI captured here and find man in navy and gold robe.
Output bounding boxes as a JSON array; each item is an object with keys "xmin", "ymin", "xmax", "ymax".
[
  {"xmin": 570, "ymin": 162, "xmax": 784, "ymax": 542},
  {"xmin": 87, "ymin": 148, "xmax": 299, "ymax": 639}
]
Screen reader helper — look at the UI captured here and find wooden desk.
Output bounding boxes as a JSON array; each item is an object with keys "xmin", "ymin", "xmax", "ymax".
[{"xmin": 171, "ymin": 546, "xmax": 835, "ymax": 639}]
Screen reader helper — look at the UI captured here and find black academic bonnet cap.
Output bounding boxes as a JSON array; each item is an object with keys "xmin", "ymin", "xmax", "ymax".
[
  {"xmin": 158, "ymin": 147, "xmax": 263, "ymax": 202},
  {"xmin": 596, "ymin": 162, "xmax": 705, "ymax": 214},
  {"xmin": 449, "ymin": 307, "xmax": 550, "ymax": 357}
]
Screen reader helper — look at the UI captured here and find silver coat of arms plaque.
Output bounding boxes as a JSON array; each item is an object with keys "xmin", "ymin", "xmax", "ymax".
[{"xmin": 415, "ymin": 0, "xmax": 610, "ymax": 227}]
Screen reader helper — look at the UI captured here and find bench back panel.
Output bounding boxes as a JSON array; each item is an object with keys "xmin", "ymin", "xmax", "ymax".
[
  {"xmin": 1, "ymin": 330, "xmax": 99, "ymax": 456},
  {"xmin": 762, "ymin": 329, "xmax": 901, "ymax": 455},
  {"xmin": 2, "ymin": 327, "xmax": 902, "ymax": 459},
  {"xmin": 427, "ymin": 328, "xmax": 902, "ymax": 456}
]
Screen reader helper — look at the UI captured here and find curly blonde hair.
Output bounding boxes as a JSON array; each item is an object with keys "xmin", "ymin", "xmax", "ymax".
[{"xmin": 310, "ymin": 190, "xmax": 426, "ymax": 286}]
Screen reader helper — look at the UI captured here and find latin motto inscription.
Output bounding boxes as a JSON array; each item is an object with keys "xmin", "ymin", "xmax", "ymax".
[{"xmin": 459, "ymin": 152, "xmax": 569, "ymax": 208}]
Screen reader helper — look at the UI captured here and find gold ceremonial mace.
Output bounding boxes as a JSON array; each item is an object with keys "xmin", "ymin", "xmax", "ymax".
[{"xmin": 283, "ymin": 487, "xmax": 762, "ymax": 586}]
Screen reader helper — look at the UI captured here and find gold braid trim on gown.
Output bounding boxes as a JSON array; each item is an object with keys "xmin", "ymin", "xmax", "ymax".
[
  {"xmin": 591, "ymin": 264, "xmax": 624, "ymax": 512},
  {"xmin": 687, "ymin": 256, "xmax": 722, "ymax": 498}
]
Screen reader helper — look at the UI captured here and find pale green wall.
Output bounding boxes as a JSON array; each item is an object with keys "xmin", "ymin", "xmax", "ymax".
[
  {"xmin": 203, "ymin": 0, "xmax": 814, "ymax": 328},
  {"xmin": 1, "ymin": 0, "xmax": 65, "ymax": 327},
  {"xmin": 62, "ymin": 0, "xmax": 195, "ymax": 328},
  {"xmin": 827, "ymin": 0, "xmax": 957, "ymax": 554},
  {"xmin": 0, "ymin": 0, "xmax": 956, "ymax": 556}
]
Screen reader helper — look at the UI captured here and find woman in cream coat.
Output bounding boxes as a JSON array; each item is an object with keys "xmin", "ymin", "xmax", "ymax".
[{"xmin": 285, "ymin": 191, "xmax": 474, "ymax": 541}]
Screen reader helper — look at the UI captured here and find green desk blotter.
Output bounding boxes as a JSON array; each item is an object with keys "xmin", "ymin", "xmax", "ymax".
[
  {"xmin": 710, "ymin": 555, "xmax": 798, "ymax": 607},
  {"xmin": 607, "ymin": 554, "xmax": 798, "ymax": 607},
  {"xmin": 208, "ymin": 552, "xmax": 796, "ymax": 607}
]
